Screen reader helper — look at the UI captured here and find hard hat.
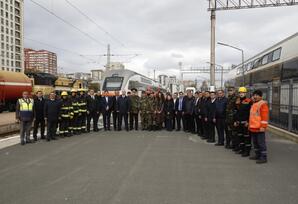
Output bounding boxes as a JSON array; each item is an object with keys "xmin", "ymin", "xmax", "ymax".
[
  {"xmin": 78, "ymin": 88, "xmax": 84, "ymax": 92},
  {"xmin": 238, "ymin": 87, "xmax": 247, "ymax": 93},
  {"xmin": 61, "ymin": 91, "xmax": 68, "ymax": 96},
  {"xmin": 71, "ymin": 89, "xmax": 77, "ymax": 93}
]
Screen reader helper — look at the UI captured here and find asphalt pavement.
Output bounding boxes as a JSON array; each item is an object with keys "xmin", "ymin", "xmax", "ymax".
[{"xmin": 0, "ymin": 130, "xmax": 298, "ymax": 204}]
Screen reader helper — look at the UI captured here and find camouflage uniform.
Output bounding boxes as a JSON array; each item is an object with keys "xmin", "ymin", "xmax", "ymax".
[
  {"xmin": 140, "ymin": 95, "xmax": 148, "ymax": 130},
  {"xmin": 225, "ymin": 93, "xmax": 238, "ymax": 148},
  {"xmin": 146, "ymin": 95, "xmax": 156, "ymax": 131},
  {"xmin": 129, "ymin": 94, "xmax": 140, "ymax": 130}
]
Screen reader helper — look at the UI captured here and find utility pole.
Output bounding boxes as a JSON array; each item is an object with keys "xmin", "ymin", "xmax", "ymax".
[
  {"xmin": 210, "ymin": 0, "xmax": 216, "ymax": 87},
  {"xmin": 106, "ymin": 44, "xmax": 111, "ymax": 70},
  {"xmin": 179, "ymin": 62, "xmax": 183, "ymax": 81},
  {"xmin": 153, "ymin": 69, "xmax": 156, "ymax": 81}
]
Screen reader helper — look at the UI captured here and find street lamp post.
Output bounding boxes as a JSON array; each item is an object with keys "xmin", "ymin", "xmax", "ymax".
[{"xmin": 217, "ymin": 42, "xmax": 245, "ymax": 86}]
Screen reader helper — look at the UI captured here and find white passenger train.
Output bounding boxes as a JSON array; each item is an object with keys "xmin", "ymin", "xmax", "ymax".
[
  {"xmin": 225, "ymin": 32, "xmax": 298, "ymax": 132},
  {"xmin": 101, "ymin": 69, "xmax": 167, "ymax": 94}
]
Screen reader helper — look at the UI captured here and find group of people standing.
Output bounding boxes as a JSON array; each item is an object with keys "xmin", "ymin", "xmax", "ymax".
[{"xmin": 15, "ymin": 86, "xmax": 269, "ymax": 164}]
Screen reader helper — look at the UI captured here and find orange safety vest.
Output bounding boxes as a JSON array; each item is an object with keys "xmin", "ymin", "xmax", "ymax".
[{"xmin": 249, "ymin": 100, "xmax": 269, "ymax": 132}]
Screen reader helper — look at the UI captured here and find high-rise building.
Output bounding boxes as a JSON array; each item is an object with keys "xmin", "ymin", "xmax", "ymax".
[
  {"xmin": 0, "ymin": 0, "xmax": 24, "ymax": 72},
  {"xmin": 24, "ymin": 48, "xmax": 57, "ymax": 75}
]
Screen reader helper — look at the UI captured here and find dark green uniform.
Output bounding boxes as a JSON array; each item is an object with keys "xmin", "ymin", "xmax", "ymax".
[
  {"xmin": 147, "ymin": 95, "xmax": 156, "ymax": 131},
  {"xmin": 129, "ymin": 94, "xmax": 140, "ymax": 130}
]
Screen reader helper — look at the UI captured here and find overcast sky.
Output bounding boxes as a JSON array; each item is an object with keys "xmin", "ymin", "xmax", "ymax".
[{"xmin": 24, "ymin": 0, "xmax": 298, "ymax": 82}]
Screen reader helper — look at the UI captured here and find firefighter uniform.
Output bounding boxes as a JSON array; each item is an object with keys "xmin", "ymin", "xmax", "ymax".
[
  {"xmin": 78, "ymin": 89, "xmax": 87, "ymax": 134},
  {"xmin": 70, "ymin": 89, "xmax": 80, "ymax": 135},
  {"xmin": 59, "ymin": 92, "xmax": 73, "ymax": 137},
  {"xmin": 234, "ymin": 87, "xmax": 252, "ymax": 157}
]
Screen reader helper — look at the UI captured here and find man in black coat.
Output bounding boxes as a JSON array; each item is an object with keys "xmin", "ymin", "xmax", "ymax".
[
  {"xmin": 204, "ymin": 92, "xmax": 216, "ymax": 143},
  {"xmin": 117, "ymin": 90, "xmax": 131, "ymax": 131},
  {"xmin": 183, "ymin": 90, "xmax": 195, "ymax": 132},
  {"xmin": 193, "ymin": 91, "xmax": 200, "ymax": 135},
  {"xmin": 215, "ymin": 90, "xmax": 228, "ymax": 146},
  {"xmin": 44, "ymin": 92, "xmax": 61, "ymax": 141},
  {"xmin": 33, "ymin": 91, "xmax": 45, "ymax": 140},
  {"xmin": 101, "ymin": 90, "xmax": 113, "ymax": 131},
  {"xmin": 111, "ymin": 91, "xmax": 120, "ymax": 131},
  {"xmin": 86, "ymin": 89, "xmax": 100, "ymax": 132},
  {"xmin": 200, "ymin": 91, "xmax": 210, "ymax": 140},
  {"xmin": 175, "ymin": 92, "xmax": 185, "ymax": 131}
]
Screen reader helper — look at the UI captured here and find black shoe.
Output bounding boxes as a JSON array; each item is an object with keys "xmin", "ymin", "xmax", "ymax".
[
  {"xmin": 241, "ymin": 152, "xmax": 250, "ymax": 157},
  {"xmin": 51, "ymin": 137, "xmax": 57, "ymax": 140},
  {"xmin": 176, "ymin": 129, "xmax": 180, "ymax": 131},
  {"xmin": 207, "ymin": 140, "xmax": 215, "ymax": 143},
  {"xmin": 225, "ymin": 145, "xmax": 231, "ymax": 149},
  {"xmin": 215, "ymin": 143, "xmax": 224, "ymax": 146},
  {"xmin": 41, "ymin": 136, "xmax": 45, "ymax": 140},
  {"xmin": 26, "ymin": 140, "xmax": 32, "ymax": 144},
  {"xmin": 21, "ymin": 141, "xmax": 25, "ymax": 145},
  {"xmin": 46, "ymin": 138, "xmax": 51, "ymax": 142},
  {"xmin": 256, "ymin": 159, "xmax": 267, "ymax": 164}
]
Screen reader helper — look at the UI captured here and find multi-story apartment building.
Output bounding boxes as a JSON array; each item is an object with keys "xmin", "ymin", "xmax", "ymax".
[
  {"xmin": 24, "ymin": 48, "xmax": 58, "ymax": 75},
  {"xmin": 0, "ymin": 0, "xmax": 23, "ymax": 72}
]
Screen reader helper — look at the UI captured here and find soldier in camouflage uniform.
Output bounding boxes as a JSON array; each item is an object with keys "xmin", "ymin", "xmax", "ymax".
[
  {"xmin": 139, "ymin": 91, "xmax": 148, "ymax": 130},
  {"xmin": 147, "ymin": 91, "xmax": 156, "ymax": 131},
  {"xmin": 129, "ymin": 88, "xmax": 140, "ymax": 130},
  {"xmin": 225, "ymin": 87, "xmax": 238, "ymax": 149}
]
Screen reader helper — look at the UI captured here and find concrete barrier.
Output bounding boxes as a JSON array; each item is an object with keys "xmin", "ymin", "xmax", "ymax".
[
  {"xmin": 0, "ymin": 123, "xmax": 19, "ymax": 136},
  {"xmin": 268, "ymin": 125, "xmax": 298, "ymax": 143}
]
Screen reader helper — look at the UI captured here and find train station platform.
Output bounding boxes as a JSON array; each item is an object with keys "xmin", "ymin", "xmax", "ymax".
[{"xmin": 0, "ymin": 130, "xmax": 298, "ymax": 204}]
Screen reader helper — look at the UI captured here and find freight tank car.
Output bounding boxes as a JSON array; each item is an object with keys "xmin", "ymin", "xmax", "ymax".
[{"xmin": 0, "ymin": 71, "xmax": 32, "ymax": 112}]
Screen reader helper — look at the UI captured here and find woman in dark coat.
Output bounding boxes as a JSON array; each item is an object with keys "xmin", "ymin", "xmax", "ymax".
[{"xmin": 164, "ymin": 93, "xmax": 174, "ymax": 131}]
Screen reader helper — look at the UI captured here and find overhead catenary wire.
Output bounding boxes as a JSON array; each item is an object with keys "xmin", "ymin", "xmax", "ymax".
[
  {"xmin": 64, "ymin": 0, "xmax": 127, "ymax": 49},
  {"xmin": 28, "ymin": 0, "xmax": 106, "ymax": 47}
]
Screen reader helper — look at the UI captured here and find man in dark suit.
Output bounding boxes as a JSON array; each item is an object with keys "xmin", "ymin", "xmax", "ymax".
[
  {"xmin": 175, "ymin": 92, "xmax": 185, "ymax": 131},
  {"xmin": 215, "ymin": 90, "xmax": 228, "ymax": 146},
  {"xmin": 183, "ymin": 90, "xmax": 195, "ymax": 132},
  {"xmin": 204, "ymin": 92, "xmax": 216, "ymax": 143},
  {"xmin": 101, "ymin": 90, "xmax": 113, "ymax": 131},
  {"xmin": 200, "ymin": 91, "xmax": 210, "ymax": 140},
  {"xmin": 33, "ymin": 91, "xmax": 45, "ymax": 140},
  {"xmin": 86, "ymin": 89, "xmax": 100, "ymax": 132},
  {"xmin": 44, "ymin": 92, "xmax": 61, "ymax": 141},
  {"xmin": 193, "ymin": 91, "xmax": 200, "ymax": 135},
  {"xmin": 111, "ymin": 91, "xmax": 120, "ymax": 131},
  {"xmin": 172, "ymin": 92, "xmax": 178, "ymax": 130},
  {"xmin": 117, "ymin": 90, "xmax": 131, "ymax": 131}
]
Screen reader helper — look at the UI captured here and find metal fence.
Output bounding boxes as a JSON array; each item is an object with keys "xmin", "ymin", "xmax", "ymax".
[{"xmin": 262, "ymin": 79, "xmax": 298, "ymax": 134}]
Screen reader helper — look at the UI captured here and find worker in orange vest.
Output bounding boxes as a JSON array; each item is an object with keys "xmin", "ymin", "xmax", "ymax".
[{"xmin": 249, "ymin": 90, "xmax": 269, "ymax": 164}]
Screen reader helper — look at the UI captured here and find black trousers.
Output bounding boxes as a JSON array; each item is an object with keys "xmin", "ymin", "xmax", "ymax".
[
  {"xmin": 184, "ymin": 114, "xmax": 194, "ymax": 132},
  {"xmin": 216, "ymin": 118, "xmax": 225, "ymax": 144},
  {"xmin": 87, "ymin": 112, "xmax": 99, "ymax": 131},
  {"xmin": 176, "ymin": 111, "xmax": 184, "ymax": 130},
  {"xmin": 112, "ymin": 111, "xmax": 118, "ymax": 130},
  {"xmin": 118, "ymin": 113, "xmax": 128, "ymax": 131},
  {"xmin": 47, "ymin": 121, "xmax": 57, "ymax": 140},
  {"xmin": 33, "ymin": 119, "xmax": 45, "ymax": 139},
  {"xmin": 202, "ymin": 119, "xmax": 209, "ymax": 139},
  {"xmin": 103, "ymin": 111, "xmax": 111, "ymax": 130},
  {"xmin": 172, "ymin": 114, "xmax": 176, "ymax": 130},
  {"xmin": 207, "ymin": 121, "xmax": 216, "ymax": 142},
  {"xmin": 129, "ymin": 113, "xmax": 139, "ymax": 130},
  {"xmin": 235, "ymin": 123, "xmax": 251, "ymax": 152},
  {"xmin": 194, "ymin": 115, "xmax": 201, "ymax": 135},
  {"xmin": 165, "ymin": 118, "xmax": 173, "ymax": 131}
]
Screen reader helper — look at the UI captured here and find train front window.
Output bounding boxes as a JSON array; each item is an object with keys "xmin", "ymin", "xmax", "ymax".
[
  {"xmin": 103, "ymin": 77, "xmax": 124, "ymax": 91},
  {"xmin": 272, "ymin": 48, "xmax": 282, "ymax": 61}
]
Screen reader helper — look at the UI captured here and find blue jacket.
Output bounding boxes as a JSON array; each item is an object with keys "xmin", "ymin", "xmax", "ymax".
[{"xmin": 215, "ymin": 97, "xmax": 228, "ymax": 119}]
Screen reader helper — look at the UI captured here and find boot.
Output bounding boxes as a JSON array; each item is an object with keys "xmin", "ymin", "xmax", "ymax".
[{"xmin": 256, "ymin": 159, "xmax": 267, "ymax": 164}]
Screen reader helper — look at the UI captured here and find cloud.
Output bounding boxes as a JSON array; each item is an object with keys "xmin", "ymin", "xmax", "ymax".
[{"xmin": 25, "ymin": 0, "xmax": 298, "ymax": 80}]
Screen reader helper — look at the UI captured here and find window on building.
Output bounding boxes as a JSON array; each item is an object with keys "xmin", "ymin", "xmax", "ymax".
[{"xmin": 272, "ymin": 48, "xmax": 282, "ymax": 61}]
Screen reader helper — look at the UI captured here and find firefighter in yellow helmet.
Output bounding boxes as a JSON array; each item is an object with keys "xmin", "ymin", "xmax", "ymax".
[
  {"xmin": 70, "ymin": 89, "xmax": 79, "ymax": 135},
  {"xmin": 77, "ymin": 88, "xmax": 88, "ymax": 134},
  {"xmin": 59, "ymin": 91, "xmax": 73, "ymax": 137},
  {"xmin": 233, "ymin": 87, "xmax": 253, "ymax": 157}
]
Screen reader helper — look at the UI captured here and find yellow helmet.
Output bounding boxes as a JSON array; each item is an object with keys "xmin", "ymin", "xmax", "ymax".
[
  {"xmin": 238, "ymin": 87, "xmax": 247, "ymax": 93},
  {"xmin": 78, "ymin": 88, "xmax": 84, "ymax": 92},
  {"xmin": 71, "ymin": 89, "xmax": 77, "ymax": 93},
  {"xmin": 61, "ymin": 91, "xmax": 68, "ymax": 96}
]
